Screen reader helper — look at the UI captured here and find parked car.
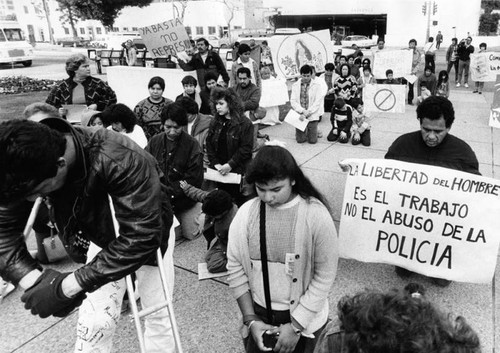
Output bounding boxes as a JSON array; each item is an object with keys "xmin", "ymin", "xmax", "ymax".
[
  {"xmin": 274, "ymin": 28, "xmax": 301, "ymax": 35},
  {"xmin": 340, "ymin": 35, "xmax": 376, "ymax": 49},
  {"xmin": 194, "ymin": 35, "xmax": 230, "ymax": 48},
  {"xmin": 56, "ymin": 37, "xmax": 90, "ymax": 47}
]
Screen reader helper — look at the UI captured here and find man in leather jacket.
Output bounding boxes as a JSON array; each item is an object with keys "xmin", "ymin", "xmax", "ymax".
[{"xmin": 0, "ymin": 118, "xmax": 174, "ymax": 352}]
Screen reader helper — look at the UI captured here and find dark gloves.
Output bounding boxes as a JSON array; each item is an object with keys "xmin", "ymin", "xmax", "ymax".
[{"xmin": 20, "ymin": 269, "xmax": 87, "ymax": 318}]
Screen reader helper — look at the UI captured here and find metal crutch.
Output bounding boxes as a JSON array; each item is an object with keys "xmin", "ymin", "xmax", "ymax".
[
  {"xmin": 108, "ymin": 196, "xmax": 183, "ymax": 353},
  {"xmin": 0, "ymin": 197, "xmax": 44, "ymax": 304}
]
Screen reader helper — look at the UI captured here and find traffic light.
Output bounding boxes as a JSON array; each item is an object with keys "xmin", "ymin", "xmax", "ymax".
[
  {"xmin": 422, "ymin": 3, "xmax": 427, "ymax": 15},
  {"xmin": 433, "ymin": 2, "xmax": 438, "ymax": 15}
]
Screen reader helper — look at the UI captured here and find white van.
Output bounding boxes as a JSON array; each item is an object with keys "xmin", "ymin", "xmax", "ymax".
[{"xmin": 0, "ymin": 21, "xmax": 34, "ymax": 67}]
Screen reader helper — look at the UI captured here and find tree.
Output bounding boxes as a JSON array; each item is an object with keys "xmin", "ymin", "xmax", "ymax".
[
  {"xmin": 56, "ymin": 0, "xmax": 79, "ymax": 37},
  {"xmin": 482, "ymin": 0, "xmax": 500, "ymax": 14},
  {"xmin": 72, "ymin": 0, "xmax": 154, "ymax": 28},
  {"xmin": 479, "ymin": 13, "xmax": 500, "ymax": 34}
]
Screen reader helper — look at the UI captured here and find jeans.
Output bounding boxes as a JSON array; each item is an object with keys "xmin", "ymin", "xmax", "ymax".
[
  {"xmin": 295, "ymin": 120, "xmax": 319, "ymax": 144},
  {"xmin": 74, "ymin": 219, "xmax": 177, "ymax": 353},
  {"xmin": 424, "ymin": 53, "xmax": 435, "ymax": 73},
  {"xmin": 447, "ymin": 60, "xmax": 459, "ymax": 83},
  {"xmin": 458, "ymin": 60, "xmax": 470, "ymax": 84}
]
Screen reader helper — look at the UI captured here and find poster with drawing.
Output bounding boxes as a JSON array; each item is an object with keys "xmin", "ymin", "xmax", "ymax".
[
  {"xmin": 267, "ymin": 30, "xmax": 335, "ymax": 79},
  {"xmin": 470, "ymin": 52, "xmax": 500, "ymax": 82}
]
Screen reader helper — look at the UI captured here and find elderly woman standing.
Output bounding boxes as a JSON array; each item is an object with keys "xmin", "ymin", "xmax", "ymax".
[{"xmin": 46, "ymin": 53, "xmax": 117, "ymax": 117}]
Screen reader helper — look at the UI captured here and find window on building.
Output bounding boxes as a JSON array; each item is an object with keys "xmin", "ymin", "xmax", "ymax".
[
  {"xmin": 208, "ymin": 26, "xmax": 216, "ymax": 35},
  {"xmin": 196, "ymin": 26, "xmax": 203, "ymax": 35},
  {"xmin": 80, "ymin": 28, "xmax": 85, "ymax": 35},
  {"xmin": 234, "ymin": 26, "xmax": 242, "ymax": 30},
  {"xmin": 122, "ymin": 27, "xmax": 128, "ymax": 32},
  {"xmin": 132, "ymin": 27, "xmax": 138, "ymax": 31},
  {"xmin": 64, "ymin": 27, "xmax": 70, "ymax": 35},
  {"xmin": 96, "ymin": 27, "xmax": 102, "ymax": 35},
  {"xmin": 185, "ymin": 26, "xmax": 191, "ymax": 35},
  {"xmin": 112, "ymin": 27, "xmax": 119, "ymax": 32},
  {"xmin": 23, "ymin": 5, "xmax": 28, "ymax": 14}
]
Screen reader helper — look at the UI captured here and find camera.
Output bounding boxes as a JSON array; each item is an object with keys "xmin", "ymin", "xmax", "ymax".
[{"xmin": 263, "ymin": 332, "xmax": 279, "ymax": 349}]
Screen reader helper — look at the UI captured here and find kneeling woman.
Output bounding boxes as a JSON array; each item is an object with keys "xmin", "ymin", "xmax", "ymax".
[{"xmin": 227, "ymin": 144, "xmax": 339, "ymax": 353}]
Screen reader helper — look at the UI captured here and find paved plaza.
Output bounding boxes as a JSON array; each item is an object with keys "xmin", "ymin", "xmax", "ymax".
[{"xmin": 0, "ymin": 47, "xmax": 499, "ymax": 353}]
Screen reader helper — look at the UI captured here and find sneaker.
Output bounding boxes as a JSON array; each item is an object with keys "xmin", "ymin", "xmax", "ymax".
[
  {"xmin": 456, "ymin": 82, "xmax": 461, "ymax": 87},
  {"xmin": 404, "ymin": 282, "xmax": 426, "ymax": 298},
  {"xmin": 0, "ymin": 280, "xmax": 15, "ymax": 302},
  {"xmin": 464, "ymin": 83, "xmax": 469, "ymax": 88}
]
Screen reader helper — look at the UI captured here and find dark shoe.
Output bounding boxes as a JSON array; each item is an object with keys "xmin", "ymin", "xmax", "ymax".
[
  {"xmin": 431, "ymin": 277, "xmax": 451, "ymax": 287},
  {"xmin": 404, "ymin": 282, "xmax": 426, "ymax": 298},
  {"xmin": 395, "ymin": 266, "xmax": 413, "ymax": 278},
  {"xmin": 472, "ymin": 90, "xmax": 478, "ymax": 93},
  {"xmin": 479, "ymin": 92, "xmax": 482, "ymax": 94}
]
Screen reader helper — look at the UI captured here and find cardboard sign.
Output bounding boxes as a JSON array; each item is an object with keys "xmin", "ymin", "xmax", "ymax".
[
  {"xmin": 339, "ymin": 158, "xmax": 500, "ymax": 284},
  {"xmin": 470, "ymin": 52, "xmax": 500, "ymax": 82},
  {"xmin": 489, "ymin": 74, "xmax": 500, "ymax": 128},
  {"xmin": 259, "ymin": 78, "xmax": 289, "ymax": 107},
  {"xmin": 267, "ymin": 30, "xmax": 335, "ymax": 79},
  {"xmin": 363, "ymin": 84, "xmax": 406, "ymax": 114},
  {"xmin": 373, "ymin": 50, "xmax": 413, "ymax": 79},
  {"xmin": 139, "ymin": 18, "xmax": 191, "ymax": 58}
]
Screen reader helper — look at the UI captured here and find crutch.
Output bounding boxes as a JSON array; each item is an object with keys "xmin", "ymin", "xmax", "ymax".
[
  {"xmin": 108, "ymin": 196, "xmax": 183, "ymax": 353},
  {"xmin": 0, "ymin": 197, "xmax": 44, "ymax": 304}
]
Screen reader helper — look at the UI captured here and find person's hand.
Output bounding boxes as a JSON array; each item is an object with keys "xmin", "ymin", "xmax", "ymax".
[
  {"xmin": 214, "ymin": 164, "xmax": 223, "ymax": 171},
  {"xmin": 58, "ymin": 107, "xmax": 67, "ymax": 118},
  {"xmin": 338, "ymin": 160, "xmax": 351, "ymax": 172},
  {"xmin": 353, "ymin": 132, "xmax": 361, "ymax": 142},
  {"xmin": 340, "ymin": 131, "xmax": 347, "ymax": 139},
  {"xmin": 332, "ymin": 128, "xmax": 338, "ymax": 135},
  {"xmin": 299, "ymin": 115, "xmax": 306, "ymax": 121},
  {"xmin": 87, "ymin": 104, "xmax": 97, "ymax": 110},
  {"xmin": 249, "ymin": 320, "xmax": 277, "ymax": 352},
  {"xmin": 271, "ymin": 324, "xmax": 301, "ymax": 353},
  {"xmin": 218, "ymin": 163, "xmax": 232, "ymax": 175},
  {"xmin": 179, "ymin": 180, "xmax": 188, "ymax": 190},
  {"xmin": 20, "ymin": 269, "xmax": 86, "ymax": 318}
]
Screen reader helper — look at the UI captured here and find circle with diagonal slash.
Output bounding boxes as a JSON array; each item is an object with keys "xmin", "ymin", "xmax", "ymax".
[{"xmin": 374, "ymin": 89, "xmax": 396, "ymax": 111}]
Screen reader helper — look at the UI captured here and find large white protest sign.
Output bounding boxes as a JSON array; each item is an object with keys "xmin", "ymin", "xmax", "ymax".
[
  {"xmin": 471, "ymin": 52, "xmax": 500, "ymax": 82},
  {"xmin": 489, "ymin": 75, "xmax": 500, "ymax": 128},
  {"xmin": 373, "ymin": 50, "xmax": 413, "ymax": 79},
  {"xmin": 339, "ymin": 158, "xmax": 500, "ymax": 283},
  {"xmin": 139, "ymin": 18, "xmax": 191, "ymax": 58},
  {"xmin": 267, "ymin": 30, "xmax": 334, "ymax": 79},
  {"xmin": 363, "ymin": 84, "xmax": 406, "ymax": 113}
]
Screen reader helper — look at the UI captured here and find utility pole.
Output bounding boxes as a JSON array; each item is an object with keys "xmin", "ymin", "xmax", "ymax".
[
  {"xmin": 422, "ymin": 1, "xmax": 437, "ymax": 42},
  {"xmin": 41, "ymin": 0, "xmax": 55, "ymax": 44}
]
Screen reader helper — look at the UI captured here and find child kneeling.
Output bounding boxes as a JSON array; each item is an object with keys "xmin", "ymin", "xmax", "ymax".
[
  {"xmin": 350, "ymin": 98, "xmax": 371, "ymax": 146},
  {"xmin": 327, "ymin": 97, "xmax": 353, "ymax": 143}
]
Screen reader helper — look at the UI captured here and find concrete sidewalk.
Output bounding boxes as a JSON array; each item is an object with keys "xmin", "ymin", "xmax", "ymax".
[{"xmin": 0, "ymin": 87, "xmax": 498, "ymax": 353}]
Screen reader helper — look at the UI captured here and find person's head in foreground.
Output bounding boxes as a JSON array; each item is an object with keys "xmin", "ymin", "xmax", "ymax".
[
  {"xmin": 0, "ymin": 119, "xmax": 67, "ymax": 203},
  {"xmin": 23, "ymin": 102, "xmax": 60, "ymax": 122},
  {"xmin": 160, "ymin": 102, "xmax": 187, "ymax": 141},
  {"xmin": 181, "ymin": 75, "xmax": 198, "ymax": 95},
  {"xmin": 417, "ymin": 96, "xmax": 454, "ymax": 148},
  {"xmin": 337, "ymin": 288, "xmax": 481, "ymax": 353},
  {"xmin": 245, "ymin": 144, "xmax": 326, "ymax": 208},
  {"xmin": 148, "ymin": 76, "xmax": 165, "ymax": 101},
  {"xmin": 101, "ymin": 103, "xmax": 137, "ymax": 133},
  {"xmin": 201, "ymin": 189, "xmax": 233, "ymax": 219}
]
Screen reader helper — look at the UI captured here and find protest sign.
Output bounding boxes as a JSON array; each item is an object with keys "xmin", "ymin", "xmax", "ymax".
[
  {"xmin": 259, "ymin": 78, "xmax": 289, "ymax": 107},
  {"xmin": 373, "ymin": 50, "xmax": 413, "ymax": 79},
  {"xmin": 471, "ymin": 52, "xmax": 500, "ymax": 82},
  {"xmin": 363, "ymin": 84, "xmax": 406, "ymax": 113},
  {"xmin": 267, "ymin": 30, "xmax": 334, "ymax": 79},
  {"xmin": 138, "ymin": 18, "xmax": 191, "ymax": 58},
  {"xmin": 489, "ymin": 74, "xmax": 500, "ymax": 128},
  {"xmin": 339, "ymin": 158, "xmax": 500, "ymax": 283}
]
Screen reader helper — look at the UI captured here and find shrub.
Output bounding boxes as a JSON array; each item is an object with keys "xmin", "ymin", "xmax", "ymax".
[{"xmin": 0, "ymin": 76, "xmax": 60, "ymax": 94}]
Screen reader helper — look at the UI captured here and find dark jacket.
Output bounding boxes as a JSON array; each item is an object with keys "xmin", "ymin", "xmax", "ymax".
[
  {"xmin": 178, "ymin": 50, "xmax": 230, "ymax": 88},
  {"xmin": 234, "ymin": 82, "xmax": 261, "ymax": 113},
  {"xmin": 457, "ymin": 42, "xmax": 474, "ymax": 61},
  {"xmin": 206, "ymin": 113, "xmax": 254, "ymax": 175},
  {"xmin": 46, "ymin": 76, "xmax": 117, "ymax": 111},
  {"xmin": 191, "ymin": 113, "xmax": 213, "ymax": 168},
  {"xmin": 146, "ymin": 130, "xmax": 204, "ymax": 213},
  {"xmin": 385, "ymin": 131, "xmax": 480, "ymax": 175},
  {"xmin": 199, "ymin": 89, "xmax": 213, "ymax": 115},
  {"xmin": 0, "ymin": 119, "xmax": 173, "ymax": 292}
]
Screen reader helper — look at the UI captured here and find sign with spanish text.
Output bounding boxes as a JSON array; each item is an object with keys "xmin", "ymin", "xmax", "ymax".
[
  {"xmin": 139, "ymin": 18, "xmax": 191, "ymax": 58},
  {"xmin": 339, "ymin": 158, "xmax": 500, "ymax": 283},
  {"xmin": 471, "ymin": 52, "xmax": 500, "ymax": 82},
  {"xmin": 266, "ymin": 30, "xmax": 334, "ymax": 79},
  {"xmin": 373, "ymin": 50, "xmax": 413, "ymax": 79},
  {"xmin": 489, "ymin": 74, "xmax": 500, "ymax": 128},
  {"xmin": 363, "ymin": 84, "xmax": 406, "ymax": 114}
]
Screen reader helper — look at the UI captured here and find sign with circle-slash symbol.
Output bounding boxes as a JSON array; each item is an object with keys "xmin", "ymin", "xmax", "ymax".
[{"xmin": 373, "ymin": 89, "xmax": 396, "ymax": 111}]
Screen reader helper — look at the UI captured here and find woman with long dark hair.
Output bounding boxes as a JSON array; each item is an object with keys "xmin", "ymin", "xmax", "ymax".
[
  {"xmin": 102, "ymin": 103, "xmax": 147, "ymax": 148},
  {"xmin": 227, "ymin": 144, "xmax": 338, "ymax": 353},
  {"xmin": 206, "ymin": 87, "xmax": 254, "ymax": 205}
]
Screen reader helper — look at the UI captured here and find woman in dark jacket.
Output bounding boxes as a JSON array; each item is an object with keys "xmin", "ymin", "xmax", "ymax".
[{"xmin": 206, "ymin": 87, "xmax": 254, "ymax": 205}]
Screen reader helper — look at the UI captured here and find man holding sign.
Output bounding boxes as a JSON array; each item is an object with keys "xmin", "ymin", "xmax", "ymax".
[{"xmin": 385, "ymin": 96, "xmax": 479, "ymax": 286}]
